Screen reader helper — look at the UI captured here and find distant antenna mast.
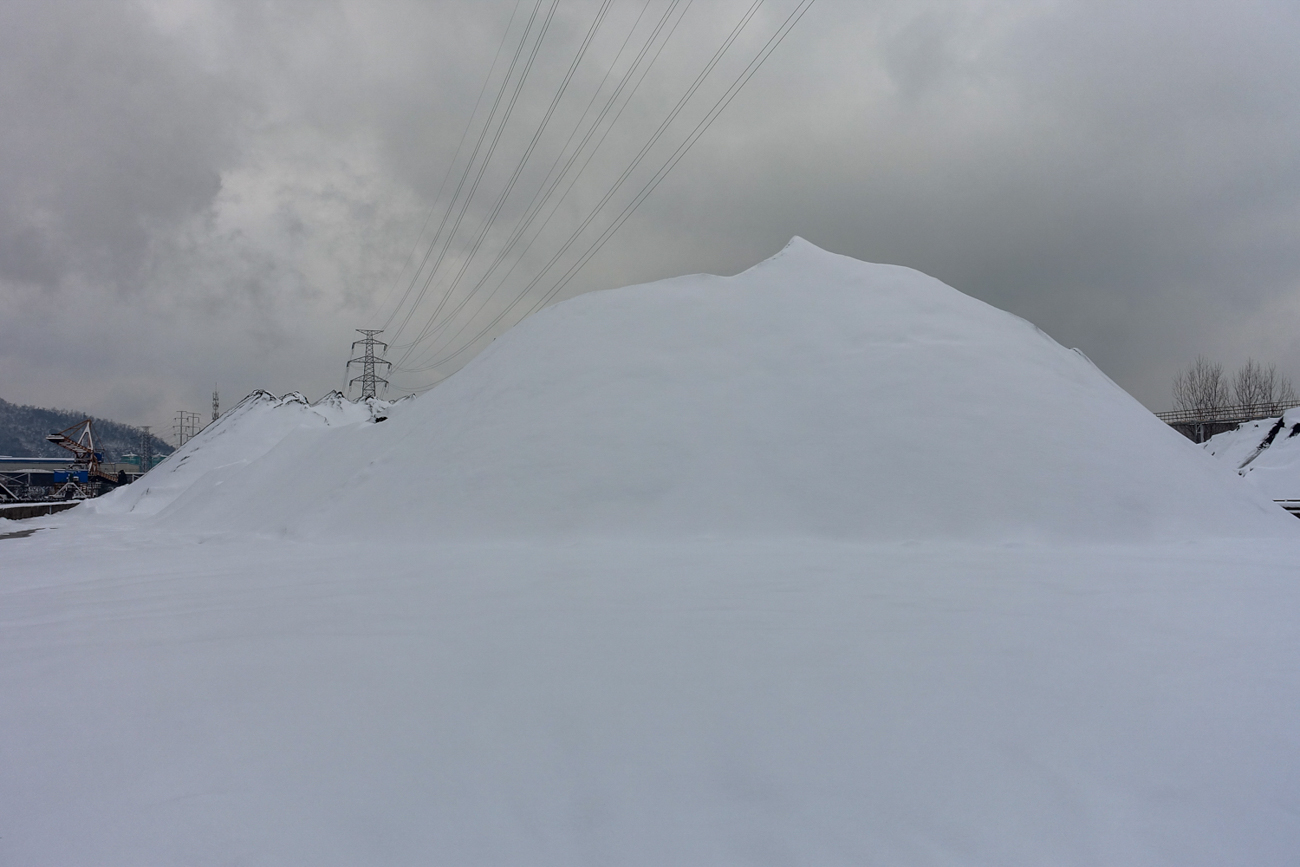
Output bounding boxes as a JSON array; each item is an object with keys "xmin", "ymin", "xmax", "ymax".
[
  {"xmin": 212, "ymin": 387, "xmax": 220, "ymax": 423},
  {"xmin": 348, "ymin": 329, "xmax": 391, "ymax": 400}
]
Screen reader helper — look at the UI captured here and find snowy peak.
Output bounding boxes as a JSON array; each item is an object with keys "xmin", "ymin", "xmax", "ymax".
[
  {"xmin": 756, "ymin": 234, "xmax": 827, "ymax": 267},
  {"xmin": 755, "ymin": 235, "xmax": 854, "ymax": 269}
]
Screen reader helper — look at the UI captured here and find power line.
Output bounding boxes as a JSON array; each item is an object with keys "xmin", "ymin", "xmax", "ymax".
[
  {"xmin": 372, "ymin": 0, "xmax": 527, "ymax": 330},
  {"xmin": 402, "ymin": 0, "xmax": 816, "ymax": 379},
  {"xmin": 392, "ymin": 0, "xmax": 692, "ymax": 368},
  {"xmin": 396, "ymin": 0, "xmax": 614, "ymax": 352},
  {"xmin": 379, "ymin": 0, "xmax": 821, "ymax": 390},
  {"xmin": 523, "ymin": 0, "xmax": 820, "ymax": 314},
  {"xmin": 384, "ymin": 0, "xmax": 554, "ymax": 346},
  {"xmin": 400, "ymin": 0, "xmax": 741, "ymax": 372}
]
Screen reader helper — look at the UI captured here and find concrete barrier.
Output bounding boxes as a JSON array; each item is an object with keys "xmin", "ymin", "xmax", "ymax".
[{"xmin": 0, "ymin": 502, "xmax": 81, "ymax": 521}]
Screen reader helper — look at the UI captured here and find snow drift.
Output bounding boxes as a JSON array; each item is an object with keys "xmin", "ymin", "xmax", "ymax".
[{"xmin": 96, "ymin": 238, "xmax": 1293, "ymax": 541}]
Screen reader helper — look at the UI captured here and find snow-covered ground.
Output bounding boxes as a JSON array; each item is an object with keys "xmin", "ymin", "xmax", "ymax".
[{"xmin": 3, "ymin": 240, "xmax": 1298, "ymax": 865}]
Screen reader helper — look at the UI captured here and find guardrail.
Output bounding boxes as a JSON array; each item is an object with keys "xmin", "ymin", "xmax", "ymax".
[
  {"xmin": 1155, "ymin": 402, "xmax": 1300, "ymax": 426},
  {"xmin": 1155, "ymin": 401, "xmax": 1300, "ymax": 443}
]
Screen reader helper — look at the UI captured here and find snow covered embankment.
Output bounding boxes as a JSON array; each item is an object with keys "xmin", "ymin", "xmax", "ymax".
[{"xmin": 1204, "ymin": 406, "xmax": 1300, "ymax": 502}]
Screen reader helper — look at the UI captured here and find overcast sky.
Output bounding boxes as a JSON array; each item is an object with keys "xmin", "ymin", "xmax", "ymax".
[{"xmin": 2, "ymin": 0, "xmax": 1299, "ymax": 439}]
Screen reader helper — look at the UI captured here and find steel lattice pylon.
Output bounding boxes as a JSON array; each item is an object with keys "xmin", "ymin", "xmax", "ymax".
[{"xmin": 348, "ymin": 329, "xmax": 392, "ymax": 400}]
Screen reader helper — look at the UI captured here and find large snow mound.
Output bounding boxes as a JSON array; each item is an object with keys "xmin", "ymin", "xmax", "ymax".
[
  {"xmin": 113, "ymin": 238, "xmax": 1295, "ymax": 541},
  {"xmin": 1204, "ymin": 407, "xmax": 1300, "ymax": 500}
]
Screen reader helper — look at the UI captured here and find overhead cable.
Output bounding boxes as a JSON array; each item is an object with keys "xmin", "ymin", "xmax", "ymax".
[
  {"xmin": 401, "ymin": 0, "xmax": 776, "ymax": 373},
  {"xmin": 404, "ymin": 0, "xmax": 818, "ymax": 381},
  {"xmin": 397, "ymin": 0, "xmax": 614, "ymax": 354},
  {"xmin": 371, "ymin": 0, "xmax": 525, "ymax": 330},
  {"xmin": 393, "ymin": 0, "xmax": 692, "ymax": 366},
  {"xmin": 385, "ymin": 0, "xmax": 551, "ymax": 345}
]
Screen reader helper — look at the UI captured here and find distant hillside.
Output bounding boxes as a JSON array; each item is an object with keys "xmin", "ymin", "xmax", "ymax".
[{"xmin": 0, "ymin": 397, "xmax": 173, "ymax": 461}]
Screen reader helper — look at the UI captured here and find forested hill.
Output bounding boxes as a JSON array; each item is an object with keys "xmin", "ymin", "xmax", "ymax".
[{"xmin": 0, "ymin": 397, "xmax": 173, "ymax": 461}]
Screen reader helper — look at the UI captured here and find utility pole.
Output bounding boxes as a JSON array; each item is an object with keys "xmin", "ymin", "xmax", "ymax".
[
  {"xmin": 348, "ymin": 329, "xmax": 392, "ymax": 400},
  {"xmin": 173, "ymin": 411, "xmax": 201, "ymax": 447},
  {"xmin": 212, "ymin": 387, "xmax": 220, "ymax": 424}
]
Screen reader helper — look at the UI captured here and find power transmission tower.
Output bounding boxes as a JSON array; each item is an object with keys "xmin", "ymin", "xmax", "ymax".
[
  {"xmin": 348, "ymin": 329, "xmax": 392, "ymax": 400},
  {"xmin": 140, "ymin": 426, "xmax": 154, "ymax": 474},
  {"xmin": 212, "ymin": 387, "xmax": 220, "ymax": 423}
]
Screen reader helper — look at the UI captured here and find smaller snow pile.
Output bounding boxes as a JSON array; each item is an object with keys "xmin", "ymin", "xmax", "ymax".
[
  {"xmin": 1204, "ymin": 406, "xmax": 1300, "ymax": 502},
  {"xmin": 88, "ymin": 390, "xmax": 392, "ymax": 517}
]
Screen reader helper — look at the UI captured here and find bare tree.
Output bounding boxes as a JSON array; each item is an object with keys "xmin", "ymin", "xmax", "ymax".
[
  {"xmin": 1173, "ymin": 356, "xmax": 1230, "ymax": 415},
  {"xmin": 1233, "ymin": 359, "xmax": 1270, "ymax": 406},
  {"xmin": 1276, "ymin": 375, "xmax": 1299, "ymax": 414},
  {"xmin": 1234, "ymin": 358, "xmax": 1298, "ymax": 414}
]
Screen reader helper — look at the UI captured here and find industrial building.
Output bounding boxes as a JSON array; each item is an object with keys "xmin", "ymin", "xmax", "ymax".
[{"xmin": 0, "ymin": 420, "xmax": 163, "ymax": 503}]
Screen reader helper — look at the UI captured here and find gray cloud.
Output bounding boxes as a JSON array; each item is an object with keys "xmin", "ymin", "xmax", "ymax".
[
  {"xmin": 0, "ymin": 0, "xmax": 246, "ymax": 289},
  {"xmin": 2, "ymin": 0, "xmax": 1300, "ymax": 439}
]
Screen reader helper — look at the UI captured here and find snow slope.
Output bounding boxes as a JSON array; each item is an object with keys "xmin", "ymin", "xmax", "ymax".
[
  {"xmin": 4, "ymin": 240, "xmax": 1300, "ymax": 865},
  {"xmin": 1203, "ymin": 407, "xmax": 1300, "ymax": 500},
  {"xmin": 114, "ymin": 237, "xmax": 1293, "ymax": 542}
]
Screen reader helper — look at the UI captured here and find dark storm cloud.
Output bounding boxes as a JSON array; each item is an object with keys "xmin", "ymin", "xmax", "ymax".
[{"xmin": 2, "ymin": 0, "xmax": 1300, "ymax": 434}]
